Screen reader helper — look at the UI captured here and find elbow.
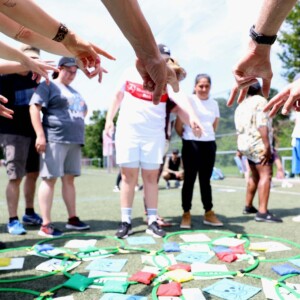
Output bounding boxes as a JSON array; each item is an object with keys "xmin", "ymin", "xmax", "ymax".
[{"xmin": 14, "ymin": 27, "xmax": 34, "ymax": 42}]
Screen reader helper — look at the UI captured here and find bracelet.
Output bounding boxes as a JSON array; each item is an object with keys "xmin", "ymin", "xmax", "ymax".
[{"xmin": 52, "ymin": 23, "xmax": 69, "ymax": 42}]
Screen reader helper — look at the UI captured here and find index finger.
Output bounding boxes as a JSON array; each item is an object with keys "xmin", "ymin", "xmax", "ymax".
[
  {"xmin": 152, "ymin": 82, "xmax": 165, "ymax": 105},
  {"xmin": 92, "ymin": 44, "xmax": 116, "ymax": 61},
  {"xmin": 261, "ymin": 78, "xmax": 271, "ymax": 98}
]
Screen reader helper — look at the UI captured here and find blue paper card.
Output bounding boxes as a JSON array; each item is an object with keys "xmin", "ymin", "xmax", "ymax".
[
  {"xmin": 272, "ymin": 263, "xmax": 300, "ymax": 276},
  {"xmin": 176, "ymin": 251, "xmax": 214, "ymax": 263},
  {"xmin": 203, "ymin": 278, "xmax": 261, "ymax": 300},
  {"xmin": 126, "ymin": 236, "xmax": 156, "ymax": 245},
  {"xmin": 99, "ymin": 293, "xmax": 147, "ymax": 300},
  {"xmin": 163, "ymin": 242, "xmax": 181, "ymax": 252},
  {"xmin": 289, "ymin": 258, "xmax": 300, "ymax": 268},
  {"xmin": 86, "ymin": 258, "xmax": 127, "ymax": 272},
  {"xmin": 213, "ymin": 246, "xmax": 231, "ymax": 254}
]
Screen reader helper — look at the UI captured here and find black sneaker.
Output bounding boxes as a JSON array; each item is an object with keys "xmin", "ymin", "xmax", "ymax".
[
  {"xmin": 146, "ymin": 221, "xmax": 166, "ymax": 238},
  {"xmin": 0, "ymin": 241, "xmax": 6, "ymax": 250},
  {"xmin": 255, "ymin": 211, "xmax": 282, "ymax": 223},
  {"xmin": 243, "ymin": 206, "xmax": 258, "ymax": 215},
  {"xmin": 115, "ymin": 222, "xmax": 132, "ymax": 239},
  {"xmin": 66, "ymin": 216, "xmax": 90, "ymax": 230}
]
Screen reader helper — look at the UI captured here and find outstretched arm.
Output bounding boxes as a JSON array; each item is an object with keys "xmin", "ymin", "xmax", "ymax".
[
  {"xmin": 0, "ymin": 0, "xmax": 115, "ymax": 68},
  {"xmin": 101, "ymin": 0, "xmax": 179, "ymax": 104},
  {"xmin": 227, "ymin": 0, "xmax": 297, "ymax": 106}
]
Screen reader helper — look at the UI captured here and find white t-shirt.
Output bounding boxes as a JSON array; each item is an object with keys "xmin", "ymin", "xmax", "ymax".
[
  {"xmin": 182, "ymin": 94, "xmax": 219, "ymax": 141},
  {"xmin": 292, "ymin": 111, "xmax": 300, "ymax": 138}
]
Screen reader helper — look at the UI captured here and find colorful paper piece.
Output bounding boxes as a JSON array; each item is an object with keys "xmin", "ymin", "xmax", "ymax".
[
  {"xmin": 163, "ymin": 242, "xmax": 181, "ymax": 252},
  {"xmin": 64, "ymin": 239, "xmax": 97, "ymax": 248},
  {"xmin": 272, "ymin": 263, "xmax": 300, "ymax": 276},
  {"xmin": 86, "ymin": 258, "xmax": 127, "ymax": 272},
  {"xmin": 249, "ymin": 241, "xmax": 291, "ymax": 252},
  {"xmin": 0, "ymin": 258, "xmax": 11, "ymax": 267},
  {"xmin": 212, "ymin": 237, "xmax": 246, "ymax": 247},
  {"xmin": 261, "ymin": 278, "xmax": 300, "ymax": 300},
  {"xmin": 88, "ymin": 271, "xmax": 128, "ymax": 289},
  {"xmin": 203, "ymin": 278, "xmax": 261, "ymax": 300},
  {"xmin": 202, "ymin": 279, "xmax": 261, "ymax": 300},
  {"xmin": 126, "ymin": 236, "xmax": 156, "ymax": 245},
  {"xmin": 28, "ymin": 247, "xmax": 66, "ymax": 257},
  {"xmin": 191, "ymin": 262, "xmax": 233, "ymax": 280},
  {"xmin": 180, "ymin": 244, "xmax": 210, "ymax": 253},
  {"xmin": 289, "ymin": 258, "xmax": 300, "ymax": 268},
  {"xmin": 176, "ymin": 251, "xmax": 214, "ymax": 263},
  {"xmin": 35, "ymin": 258, "xmax": 80, "ymax": 272},
  {"xmin": 0, "ymin": 258, "xmax": 24, "ymax": 270},
  {"xmin": 99, "ymin": 294, "xmax": 147, "ymax": 300},
  {"xmin": 182, "ymin": 288, "xmax": 206, "ymax": 300},
  {"xmin": 179, "ymin": 233, "xmax": 211, "ymax": 242},
  {"xmin": 141, "ymin": 254, "xmax": 176, "ymax": 268}
]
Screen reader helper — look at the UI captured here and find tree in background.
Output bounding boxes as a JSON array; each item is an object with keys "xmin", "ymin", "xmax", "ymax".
[
  {"xmin": 82, "ymin": 110, "xmax": 106, "ymax": 165},
  {"xmin": 277, "ymin": 2, "xmax": 300, "ymax": 82}
]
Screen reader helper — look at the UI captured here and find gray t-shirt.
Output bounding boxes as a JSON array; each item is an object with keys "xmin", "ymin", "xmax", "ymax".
[{"xmin": 30, "ymin": 81, "xmax": 87, "ymax": 144}]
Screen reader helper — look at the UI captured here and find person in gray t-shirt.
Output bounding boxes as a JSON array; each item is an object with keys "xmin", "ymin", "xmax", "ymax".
[{"xmin": 30, "ymin": 57, "xmax": 90, "ymax": 237}]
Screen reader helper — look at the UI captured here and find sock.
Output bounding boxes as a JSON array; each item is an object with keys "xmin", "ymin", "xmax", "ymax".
[
  {"xmin": 147, "ymin": 208, "xmax": 157, "ymax": 225},
  {"xmin": 121, "ymin": 208, "xmax": 132, "ymax": 224},
  {"xmin": 9, "ymin": 216, "xmax": 18, "ymax": 223},
  {"xmin": 25, "ymin": 208, "xmax": 35, "ymax": 215}
]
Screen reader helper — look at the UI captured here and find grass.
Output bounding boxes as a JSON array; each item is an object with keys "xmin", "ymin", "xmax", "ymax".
[{"xmin": 0, "ymin": 167, "xmax": 300, "ymax": 299}]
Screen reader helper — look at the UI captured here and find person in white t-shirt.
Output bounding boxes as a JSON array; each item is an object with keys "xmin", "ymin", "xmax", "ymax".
[
  {"xmin": 175, "ymin": 73, "xmax": 223, "ymax": 229},
  {"xmin": 104, "ymin": 48, "xmax": 202, "ymax": 239}
]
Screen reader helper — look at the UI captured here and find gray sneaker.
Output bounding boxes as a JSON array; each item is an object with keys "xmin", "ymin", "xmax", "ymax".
[
  {"xmin": 255, "ymin": 211, "xmax": 282, "ymax": 223},
  {"xmin": 115, "ymin": 222, "xmax": 132, "ymax": 239},
  {"xmin": 146, "ymin": 221, "xmax": 166, "ymax": 238}
]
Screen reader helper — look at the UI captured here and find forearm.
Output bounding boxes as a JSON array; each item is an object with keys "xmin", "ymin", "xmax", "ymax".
[
  {"xmin": 255, "ymin": 0, "xmax": 297, "ymax": 35},
  {"xmin": 0, "ymin": 59, "xmax": 29, "ymax": 73},
  {"xmin": 0, "ymin": 41, "xmax": 30, "ymax": 64},
  {"xmin": 29, "ymin": 104, "xmax": 44, "ymax": 137},
  {"xmin": 0, "ymin": 0, "xmax": 60, "ymax": 40},
  {"xmin": 101, "ymin": 0, "xmax": 160, "ymax": 62},
  {"xmin": 258, "ymin": 126, "xmax": 270, "ymax": 150}
]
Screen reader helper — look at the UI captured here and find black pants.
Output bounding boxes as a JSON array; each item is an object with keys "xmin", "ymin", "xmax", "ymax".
[{"xmin": 181, "ymin": 139, "xmax": 216, "ymax": 212}]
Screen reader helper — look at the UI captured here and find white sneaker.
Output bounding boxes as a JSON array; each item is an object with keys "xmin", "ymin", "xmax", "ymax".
[{"xmin": 292, "ymin": 215, "xmax": 300, "ymax": 222}]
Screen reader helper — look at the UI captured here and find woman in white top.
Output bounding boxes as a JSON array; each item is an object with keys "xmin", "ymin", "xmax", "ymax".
[{"xmin": 175, "ymin": 73, "xmax": 223, "ymax": 229}]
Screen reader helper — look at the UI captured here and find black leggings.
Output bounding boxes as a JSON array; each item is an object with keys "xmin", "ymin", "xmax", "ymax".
[{"xmin": 181, "ymin": 139, "xmax": 216, "ymax": 212}]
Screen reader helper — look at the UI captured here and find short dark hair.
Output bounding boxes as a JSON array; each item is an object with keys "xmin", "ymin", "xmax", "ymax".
[{"xmin": 247, "ymin": 82, "xmax": 262, "ymax": 96}]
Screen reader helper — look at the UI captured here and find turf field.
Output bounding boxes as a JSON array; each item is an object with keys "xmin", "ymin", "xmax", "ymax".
[{"xmin": 0, "ymin": 167, "xmax": 299, "ymax": 299}]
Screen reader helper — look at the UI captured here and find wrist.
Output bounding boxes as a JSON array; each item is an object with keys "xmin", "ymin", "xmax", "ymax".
[
  {"xmin": 249, "ymin": 25, "xmax": 277, "ymax": 45},
  {"xmin": 52, "ymin": 23, "xmax": 69, "ymax": 42}
]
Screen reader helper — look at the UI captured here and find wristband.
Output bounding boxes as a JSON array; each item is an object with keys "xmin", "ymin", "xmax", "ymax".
[
  {"xmin": 249, "ymin": 25, "xmax": 277, "ymax": 45},
  {"xmin": 52, "ymin": 23, "xmax": 69, "ymax": 42}
]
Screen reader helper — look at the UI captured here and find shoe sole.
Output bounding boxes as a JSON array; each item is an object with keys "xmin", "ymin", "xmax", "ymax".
[
  {"xmin": 255, "ymin": 218, "xmax": 282, "ymax": 223},
  {"xmin": 65, "ymin": 224, "xmax": 90, "ymax": 230},
  {"xmin": 8, "ymin": 230, "xmax": 26, "ymax": 235},
  {"xmin": 38, "ymin": 230, "xmax": 63, "ymax": 238},
  {"xmin": 203, "ymin": 221, "xmax": 223, "ymax": 227},
  {"xmin": 145, "ymin": 229, "xmax": 165, "ymax": 238},
  {"xmin": 180, "ymin": 224, "xmax": 191, "ymax": 229},
  {"xmin": 115, "ymin": 229, "xmax": 133, "ymax": 239}
]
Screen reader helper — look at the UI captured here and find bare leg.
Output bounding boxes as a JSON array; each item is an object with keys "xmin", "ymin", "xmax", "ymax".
[
  {"xmin": 142, "ymin": 168, "xmax": 159, "ymax": 210},
  {"xmin": 246, "ymin": 165, "xmax": 259, "ymax": 207},
  {"xmin": 61, "ymin": 174, "xmax": 76, "ymax": 218},
  {"xmin": 38, "ymin": 178, "xmax": 57, "ymax": 225},
  {"xmin": 6, "ymin": 178, "xmax": 22, "ymax": 218},
  {"xmin": 120, "ymin": 167, "xmax": 139, "ymax": 208},
  {"xmin": 256, "ymin": 164, "xmax": 272, "ymax": 214},
  {"xmin": 23, "ymin": 171, "xmax": 39, "ymax": 209}
]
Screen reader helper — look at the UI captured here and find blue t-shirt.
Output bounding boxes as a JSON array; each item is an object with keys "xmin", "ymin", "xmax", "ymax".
[{"xmin": 30, "ymin": 81, "xmax": 87, "ymax": 145}]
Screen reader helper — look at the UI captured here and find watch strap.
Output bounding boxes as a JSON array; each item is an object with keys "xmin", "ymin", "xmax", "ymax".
[{"xmin": 249, "ymin": 25, "xmax": 277, "ymax": 45}]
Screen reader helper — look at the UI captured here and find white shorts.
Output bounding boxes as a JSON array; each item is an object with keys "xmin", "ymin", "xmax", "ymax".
[{"xmin": 115, "ymin": 134, "xmax": 165, "ymax": 166}]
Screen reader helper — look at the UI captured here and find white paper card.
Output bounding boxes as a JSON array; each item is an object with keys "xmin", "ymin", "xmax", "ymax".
[
  {"xmin": 179, "ymin": 233, "xmax": 211, "ymax": 242},
  {"xmin": 250, "ymin": 242, "xmax": 291, "ymax": 253},
  {"xmin": 212, "ymin": 237, "xmax": 245, "ymax": 247},
  {"xmin": 88, "ymin": 270, "xmax": 128, "ymax": 289},
  {"xmin": 64, "ymin": 239, "xmax": 97, "ymax": 248},
  {"xmin": 35, "ymin": 258, "xmax": 80, "ymax": 272},
  {"xmin": 0, "ymin": 258, "xmax": 24, "ymax": 270},
  {"xmin": 180, "ymin": 244, "xmax": 210, "ymax": 253},
  {"xmin": 182, "ymin": 288, "xmax": 206, "ymax": 300},
  {"xmin": 141, "ymin": 254, "xmax": 177, "ymax": 268},
  {"xmin": 191, "ymin": 262, "xmax": 233, "ymax": 280}
]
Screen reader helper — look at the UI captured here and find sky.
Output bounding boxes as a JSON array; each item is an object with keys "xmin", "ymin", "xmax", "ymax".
[{"xmin": 0, "ymin": 0, "xmax": 288, "ymax": 122}]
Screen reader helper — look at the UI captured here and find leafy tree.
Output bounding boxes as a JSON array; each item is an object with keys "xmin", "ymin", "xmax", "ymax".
[
  {"xmin": 277, "ymin": 2, "xmax": 300, "ymax": 81},
  {"xmin": 83, "ymin": 110, "xmax": 107, "ymax": 163}
]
